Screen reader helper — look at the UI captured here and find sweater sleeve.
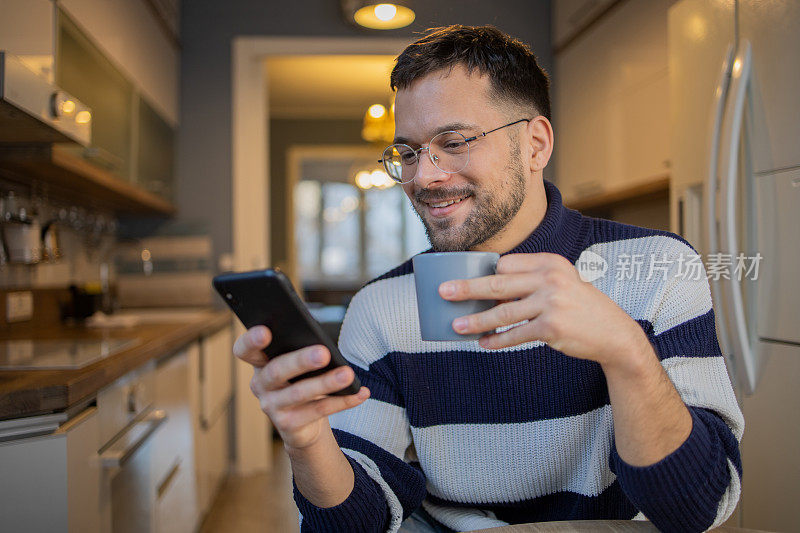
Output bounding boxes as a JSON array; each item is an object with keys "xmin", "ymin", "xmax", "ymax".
[
  {"xmin": 293, "ymin": 287, "xmax": 427, "ymax": 533},
  {"xmin": 610, "ymin": 239, "xmax": 744, "ymax": 533}
]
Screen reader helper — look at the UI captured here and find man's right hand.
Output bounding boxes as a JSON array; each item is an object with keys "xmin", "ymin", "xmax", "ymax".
[{"xmin": 233, "ymin": 325, "xmax": 370, "ymax": 451}]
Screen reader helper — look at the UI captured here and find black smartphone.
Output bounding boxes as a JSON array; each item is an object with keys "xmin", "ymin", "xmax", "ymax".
[{"xmin": 212, "ymin": 268, "xmax": 361, "ymax": 396}]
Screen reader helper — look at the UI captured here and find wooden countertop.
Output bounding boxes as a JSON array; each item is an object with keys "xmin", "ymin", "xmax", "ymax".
[{"xmin": 0, "ymin": 310, "xmax": 232, "ymax": 420}]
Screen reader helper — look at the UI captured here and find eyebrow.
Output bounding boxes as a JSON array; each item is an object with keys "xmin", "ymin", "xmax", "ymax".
[{"xmin": 393, "ymin": 122, "xmax": 481, "ymax": 145}]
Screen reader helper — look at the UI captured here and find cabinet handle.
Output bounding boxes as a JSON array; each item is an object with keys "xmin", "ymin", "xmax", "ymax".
[
  {"xmin": 98, "ymin": 408, "xmax": 167, "ymax": 468},
  {"xmin": 157, "ymin": 459, "xmax": 182, "ymax": 499}
]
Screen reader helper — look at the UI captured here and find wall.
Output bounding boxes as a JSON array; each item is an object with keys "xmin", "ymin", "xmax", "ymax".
[
  {"xmin": 179, "ymin": 0, "xmax": 553, "ymax": 269},
  {"xmin": 0, "ymin": 183, "xmax": 116, "ymax": 290},
  {"xmin": 269, "ymin": 118, "xmax": 363, "ymax": 268}
]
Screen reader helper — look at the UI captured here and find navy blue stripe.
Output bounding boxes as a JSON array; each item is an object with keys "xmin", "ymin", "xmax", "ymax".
[
  {"xmin": 649, "ymin": 309, "xmax": 723, "ymax": 360},
  {"xmin": 356, "ymin": 311, "xmax": 720, "ymax": 425},
  {"xmin": 426, "ymin": 480, "xmax": 636, "ymax": 524},
  {"xmin": 371, "ymin": 347, "xmax": 609, "ymax": 427},
  {"xmin": 588, "ymin": 216, "xmax": 697, "ymax": 253},
  {"xmin": 610, "ymin": 406, "xmax": 735, "ymax": 533},
  {"xmin": 332, "ymin": 429, "xmax": 427, "ymax": 520},
  {"xmin": 296, "ymin": 455, "xmax": 389, "ymax": 532},
  {"xmin": 694, "ymin": 406, "xmax": 742, "ymax": 478},
  {"xmin": 504, "ymin": 180, "xmax": 589, "ymax": 263},
  {"xmin": 364, "ymin": 256, "xmax": 417, "ymax": 287},
  {"xmin": 352, "ymin": 364, "xmax": 404, "ymax": 407}
]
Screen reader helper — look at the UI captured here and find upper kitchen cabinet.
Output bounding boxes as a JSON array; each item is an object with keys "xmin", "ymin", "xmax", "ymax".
[
  {"xmin": 0, "ymin": 0, "xmax": 57, "ymax": 80},
  {"xmin": 56, "ymin": 10, "xmax": 177, "ymax": 201},
  {"xmin": 57, "ymin": 12, "xmax": 135, "ymax": 180},
  {"xmin": 57, "ymin": 0, "xmax": 179, "ymax": 126},
  {"xmin": 0, "ymin": 0, "xmax": 179, "ymax": 213},
  {"xmin": 553, "ymin": 0, "xmax": 672, "ymax": 205}
]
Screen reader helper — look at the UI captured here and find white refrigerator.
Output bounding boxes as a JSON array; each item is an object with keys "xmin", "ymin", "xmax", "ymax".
[{"xmin": 668, "ymin": 1, "xmax": 800, "ymax": 531}]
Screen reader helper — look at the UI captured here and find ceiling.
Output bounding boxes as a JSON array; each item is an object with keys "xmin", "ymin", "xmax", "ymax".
[{"xmin": 265, "ymin": 55, "xmax": 397, "ymax": 119}]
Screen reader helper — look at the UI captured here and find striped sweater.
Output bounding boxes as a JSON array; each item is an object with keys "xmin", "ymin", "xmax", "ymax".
[{"xmin": 293, "ymin": 179, "xmax": 744, "ymax": 533}]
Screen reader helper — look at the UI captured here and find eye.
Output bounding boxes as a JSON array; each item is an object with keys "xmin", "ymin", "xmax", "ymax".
[
  {"xmin": 433, "ymin": 131, "xmax": 470, "ymax": 154},
  {"xmin": 400, "ymin": 151, "xmax": 417, "ymax": 164},
  {"xmin": 444, "ymin": 140, "xmax": 467, "ymax": 150}
]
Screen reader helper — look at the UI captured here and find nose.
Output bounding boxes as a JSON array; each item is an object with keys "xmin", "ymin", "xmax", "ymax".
[{"xmin": 412, "ymin": 147, "xmax": 451, "ymax": 189}]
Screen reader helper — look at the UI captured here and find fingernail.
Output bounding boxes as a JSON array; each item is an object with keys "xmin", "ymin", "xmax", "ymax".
[
  {"xmin": 440, "ymin": 282, "xmax": 455, "ymax": 297},
  {"xmin": 336, "ymin": 368, "xmax": 351, "ymax": 382},
  {"xmin": 453, "ymin": 318, "xmax": 467, "ymax": 332},
  {"xmin": 312, "ymin": 349, "xmax": 326, "ymax": 364}
]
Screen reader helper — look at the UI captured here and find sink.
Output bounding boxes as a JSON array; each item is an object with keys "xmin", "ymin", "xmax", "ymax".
[{"xmin": 0, "ymin": 338, "xmax": 140, "ymax": 370}]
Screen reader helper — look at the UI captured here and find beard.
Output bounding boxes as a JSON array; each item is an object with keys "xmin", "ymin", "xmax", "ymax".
[{"xmin": 411, "ymin": 142, "xmax": 527, "ymax": 252}]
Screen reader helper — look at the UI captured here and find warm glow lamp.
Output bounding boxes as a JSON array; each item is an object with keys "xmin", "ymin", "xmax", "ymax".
[{"xmin": 342, "ymin": 1, "xmax": 415, "ymax": 30}]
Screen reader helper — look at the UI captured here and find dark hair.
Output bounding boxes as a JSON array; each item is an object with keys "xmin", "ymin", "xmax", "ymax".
[{"xmin": 390, "ymin": 25, "xmax": 551, "ymax": 120}]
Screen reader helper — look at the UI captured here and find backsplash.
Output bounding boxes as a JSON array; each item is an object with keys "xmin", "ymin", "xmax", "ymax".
[
  {"xmin": 115, "ymin": 234, "xmax": 214, "ymax": 308},
  {"xmin": 0, "ymin": 229, "xmax": 116, "ymax": 290},
  {"xmin": 1, "ymin": 183, "xmax": 118, "ymax": 291}
]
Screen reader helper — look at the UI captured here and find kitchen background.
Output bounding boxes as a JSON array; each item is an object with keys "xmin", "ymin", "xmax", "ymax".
[{"xmin": 0, "ymin": 0, "xmax": 798, "ymax": 532}]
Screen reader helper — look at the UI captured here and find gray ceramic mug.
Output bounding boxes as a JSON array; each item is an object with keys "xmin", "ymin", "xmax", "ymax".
[{"xmin": 412, "ymin": 251, "xmax": 500, "ymax": 341}]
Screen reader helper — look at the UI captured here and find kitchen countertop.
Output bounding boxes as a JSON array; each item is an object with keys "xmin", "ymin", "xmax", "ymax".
[{"xmin": 0, "ymin": 309, "xmax": 232, "ymax": 420}]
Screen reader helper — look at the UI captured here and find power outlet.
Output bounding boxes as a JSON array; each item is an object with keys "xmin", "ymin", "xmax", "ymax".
[{"xmin": 6, "ymin": 291, "xmax": 34, "ymax": 323}]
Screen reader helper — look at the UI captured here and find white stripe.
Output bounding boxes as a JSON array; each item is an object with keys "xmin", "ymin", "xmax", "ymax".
[
  {"xmin": 580, "ymin": 236, "xmax": 712, "ymax": 335},
  {"xmin": 411, "ymin": 405, "xmax": 616, "ymax": 504},
  {"xmin": 422, "ymin": 500, "xmax": 508, "ymax": 531},
  {"xmin": 329, "ymin": 398, "xmax": 411, "ymax": 460},
  {"xmin": 710, "ymin": 458, "xmax": 742, "ymax": 529},
  {"xmin": 343, "ymin": 235, "xmax": 713, "ymax": 374},
  {"xmin": 341, "ymin": 273, "xmax": 545, "ymax": 370},
  {"xmin": 343, "ymin": 449, "xmax": 405, "ymax": 533},
  {"xmin": 661, "ymin": 356, "xmax": 745, "ymax": 440}
]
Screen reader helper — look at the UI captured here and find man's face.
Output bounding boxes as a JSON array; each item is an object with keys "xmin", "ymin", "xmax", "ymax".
[{"xmin": 394, "ymin": 65, "xmax": 529, "ymax": 252}]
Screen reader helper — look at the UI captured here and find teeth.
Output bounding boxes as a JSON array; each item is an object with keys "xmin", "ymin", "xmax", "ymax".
[{"xmin": 430, "ymin": 196, "xmax": 466, "ymax": 208}]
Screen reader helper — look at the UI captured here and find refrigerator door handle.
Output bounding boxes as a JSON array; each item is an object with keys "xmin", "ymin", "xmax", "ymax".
[
  {"xmin": 705, "ymin": 43, "xmax": 735, "ymax": 359},
  {"xmin": 717, "ymin": 40, "xmax": 759, "ymax": 394}
]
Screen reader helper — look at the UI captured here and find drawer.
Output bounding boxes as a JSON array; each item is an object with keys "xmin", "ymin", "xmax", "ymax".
[
  {"xmin": 200, "ymin": 326, "xmax": 233, "ymax": 427},
  {"xmin": 96, "ymin": 360, "xmax": 156, "ymax": 446}
]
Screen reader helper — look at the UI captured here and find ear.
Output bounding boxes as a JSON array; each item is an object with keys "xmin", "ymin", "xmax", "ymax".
[{"xmin": 525, "ymin": 116, "xmax": 554, "ymax": 173}]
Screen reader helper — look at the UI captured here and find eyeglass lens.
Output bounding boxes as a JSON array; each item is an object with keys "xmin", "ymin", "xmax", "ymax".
[{"xmin": 382, "ymin": 131, "xmax": 470, "ymax": 183}]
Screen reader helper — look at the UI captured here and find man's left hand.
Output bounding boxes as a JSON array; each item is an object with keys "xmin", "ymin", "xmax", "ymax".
[{"xmin": 439, "ymin": 252, "xmax": 652, "ymax": 367}]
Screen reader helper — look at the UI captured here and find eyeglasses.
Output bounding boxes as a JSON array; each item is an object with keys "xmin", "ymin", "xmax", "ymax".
[{"xmin": 378, "ymin": 118, "xmax": 531, "ymax": 184}]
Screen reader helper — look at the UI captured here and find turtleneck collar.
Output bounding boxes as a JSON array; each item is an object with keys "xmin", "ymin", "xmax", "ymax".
[{"xmin": 503, "ymin": 179, "xmax": 586, "ymax": 261}]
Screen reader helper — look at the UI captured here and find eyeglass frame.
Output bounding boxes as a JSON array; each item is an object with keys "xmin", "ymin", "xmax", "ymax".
[{"xmin": 378, "ymin": 118, "xmax": 532, "ymax": 184}]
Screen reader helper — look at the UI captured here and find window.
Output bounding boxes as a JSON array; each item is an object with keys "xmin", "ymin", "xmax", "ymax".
[{"xmin": 295, "ymin": 179, "xmax": 429, "ymax": 283}]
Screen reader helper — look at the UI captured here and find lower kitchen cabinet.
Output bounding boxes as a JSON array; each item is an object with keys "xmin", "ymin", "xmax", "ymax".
[
  {"xmin": 0, "ymin": 322, "xmax": 234, "ymax": 532},
  {"xmin": 193, "ymin": 326, "xmax": 234, "ymax": 519},
  {"xmin": 153, "ymin": 326, "xmax": 235, "ymax": 530},
  {"xmin": 153, "ymin": 344, "xmax": 199, "ymax": 533},
  {"xmin": 0, "ymin": 406, "xmax": 104, "ymax": 532}
]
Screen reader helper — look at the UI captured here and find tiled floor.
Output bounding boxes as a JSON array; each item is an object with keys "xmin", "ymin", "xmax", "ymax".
[{"xmin": 200, "ymin": 440, "xmax": 300, "ymax": 533}]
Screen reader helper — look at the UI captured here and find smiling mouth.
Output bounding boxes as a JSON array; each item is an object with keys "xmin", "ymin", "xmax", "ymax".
[{"xmin": 423, "ymin": 195, "xmax": 471, "ymax": 208}]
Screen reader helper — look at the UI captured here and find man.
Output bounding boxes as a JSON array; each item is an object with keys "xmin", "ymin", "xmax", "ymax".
[{"xmin": 234, "ymin": 25, "xmax": 743, "ymax": 533}]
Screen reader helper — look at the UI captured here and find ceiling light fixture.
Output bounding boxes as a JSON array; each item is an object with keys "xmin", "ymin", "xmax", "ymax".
[
  {"xmin": 342, "ymin": 1, "xmax": 415, "ymax": 30},
  {"xmin": 362, "ymin": 101, "xmax": 394, "ymax": 144}
]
